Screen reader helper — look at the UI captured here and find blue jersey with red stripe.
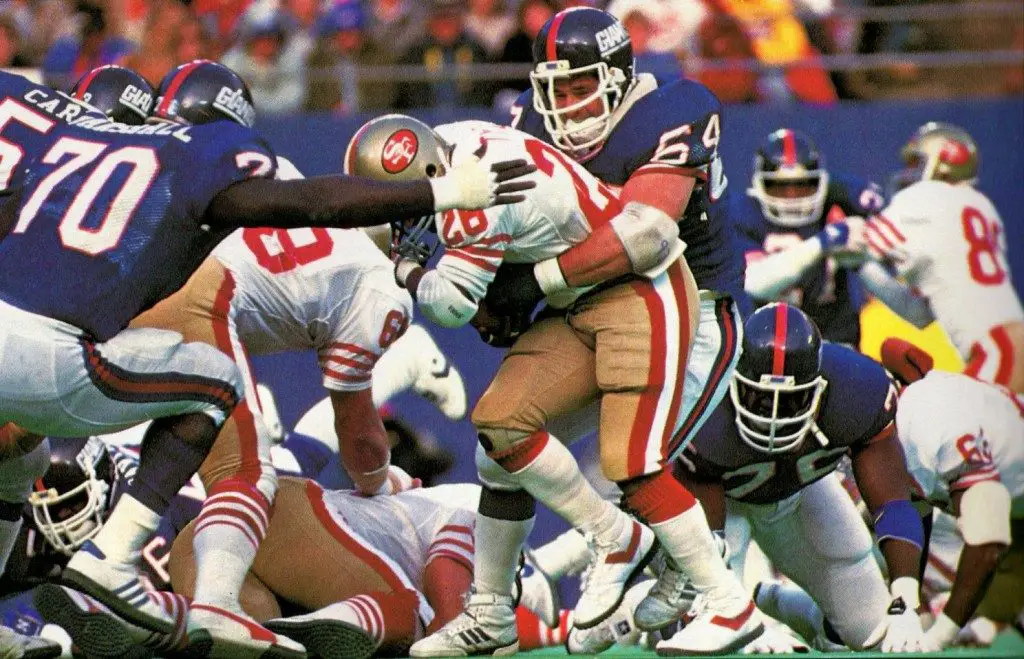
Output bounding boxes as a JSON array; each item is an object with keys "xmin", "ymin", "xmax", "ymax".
[
  {"xmin": 511, "ymin": 78, "xmax": 745, "ymax": 301},
  {"xmin": 0, "ymin": 71, "xmax": 276, "ymax": 341},
  {"xmin": 683, "ymin": 342, "xmax": 898, "ymax": 504},
  {"xmin": 733, "ymin": 174, "xmax": 885, "ymax": 344}
]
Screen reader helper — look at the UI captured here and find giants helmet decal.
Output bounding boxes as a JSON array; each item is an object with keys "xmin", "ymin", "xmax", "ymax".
[
  {"xmin": 749, "ymin": 128, "xmax": 830, "ymax": 228},
  {"xmin": 530, "ymin": 7, "xmax": 636, "ymax": 156},
  {"xmin": 729, "ymin": 303, "xmax": 829, "ymax": 453},
  {"xmin": 381, "ymin": 129, "xmax": 420, "ymax": 174},
  {"xmin": 70, "ymin": 65, "xmax": 154, "ymax": 125},
  {"xmin": 153, "ymin": 60, "xmax": 256, "ymax": 128},
  {"xmin": 344, "ymin": 114, "xmax": 452, "ymax": 263}
]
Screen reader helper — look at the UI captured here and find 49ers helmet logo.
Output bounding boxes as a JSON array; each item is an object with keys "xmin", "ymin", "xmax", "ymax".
[{"xmin": 381, "ymin": 129, "xmax": 419, "ymax": 173}]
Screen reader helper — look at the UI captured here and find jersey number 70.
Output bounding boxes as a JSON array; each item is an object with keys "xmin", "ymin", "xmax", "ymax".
[{"xmin": 1, "ymin": 98, "xmax": 159, "ymax": 256}]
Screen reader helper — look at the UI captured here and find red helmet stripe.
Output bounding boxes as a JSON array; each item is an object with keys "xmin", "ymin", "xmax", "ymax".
[
  {"xmin": 772, "ymin": 304, "xmax": 789, "ymax": 375},
  {"xmin": 71, "ymin": 66, "xmax": 107, "ymax": 101},
  {"xmin": 546, "ymin": 10, "xmax": 570, "ymax": 61},
  {"xmin": 156, "ymin": 60, "xmax": 206, "ymax": 117},
  {"xmin": 782, "ymin": 129, "xmax": 797, "ymax": 167}
]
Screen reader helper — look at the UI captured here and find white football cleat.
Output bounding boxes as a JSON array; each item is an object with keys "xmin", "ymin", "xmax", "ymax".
[
  {"xmin": 187, "ymin": 603, "xmax": 306, "ymax": 659},
  {"xmin": 405, "ymin": 325, "xmax": 468, "ymax": 420},
  {"xmin": 632, "ymin": 558, "xmax": 699, "ymax": 631},
  {"xmin": 265, "ymin": 602, "xmax": 378, "ymax": 659},
  {"xmin": 518, "ymin": 548, "xmax": 560, "ymax": 628},
  {"xmin": 574, "ymin": 520, "xmax": 659, "ymax": 629},
  {"xmin": 409, "ymin": 592, "xmax": 518, "ymax": 657},
  {"xmin": 63, "ymin": 540, "xmax": 174, "ymax": 635},
  {"xmin": 656, "ymin": 597, "xmax": 765, "ymax": 656},
  {"xmin": 567, "ymin": 579, "xmax": 655, "ymax": 655},
  {"xmin": 0, "ymin": 623, "xmax": 62, "ymax": 659}
]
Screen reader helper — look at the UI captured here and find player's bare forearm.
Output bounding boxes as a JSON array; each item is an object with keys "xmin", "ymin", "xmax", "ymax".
[
  {"xmin": 852, "ymin": 432, "xmax": 923, "ymax": 580},
  {"xmin": 331, "ymin": 389, "xmax": 390, "ymax": 494},
  {"xmin": 556, "ymin": 170, "xmax": 693, "ymax": 286},
  {"xmin": 424, "ymin": 555, "xmax": 473, "ymax": 633},
  {"xmin": 205, "ymin": 176, "xmax": 435, "ymax": 231},
  {"xmin": 556, "ymin": 224, "xmax": 633, "ymax": 286},
  {"xmin": 0, "ymin": 422, "xmax": 44, "ymax": 460},
  {"xmin": 944, "ymin": 542, "xmax": 1006, "ymax": 626}
]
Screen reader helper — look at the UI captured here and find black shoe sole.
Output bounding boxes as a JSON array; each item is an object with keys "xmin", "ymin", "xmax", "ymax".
[
  {"xmin": 185, "ymin": 629, "xmax": 307, "ymax": 659},
  {"xmin": 62, "ymin": 568, "xmax": 174, "ymax": 635},
  {"xmin": 573, "ymin": 538, "xmax": 661, "ymax": 630},
  {"xmin": 264, "ymin": 619, "xmax": 375, "ymax": 659},
  {"xmin": 34, "ymin": 583, "xmax": 153, "ymax": 659}
]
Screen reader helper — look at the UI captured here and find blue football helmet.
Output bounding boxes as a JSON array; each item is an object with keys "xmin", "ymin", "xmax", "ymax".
[
  {"xmin": 730, "ymin": 303, "xmax": 828, "ymax": 453},
  {"xmin": 70, "ymin": 65, "xmax": 154, "ymax": 125},
  {"xmin": 749, "ymin": 129, "xmax": 830, "ymax": 228},
  {"xmin": 152, "ymin": 60, "xmax": 256, "ymax": 128}
]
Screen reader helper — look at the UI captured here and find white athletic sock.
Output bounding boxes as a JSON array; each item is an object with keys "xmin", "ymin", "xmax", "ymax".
[
  {"xmin": 756, "ymin": 580, "xmax": 824, "ymax": 644},
  {"xmin": 474, "ymin": 514, "xmax": 534, "ymax": 597},
  {"xmin": 0, "ymin": 517, "xmax": 21, "ymax": 574},
  {"xmin": 530, "ymin": 529, "xmax": 592, "ymax": 579},
  {"xmin": 513, "ymin": 436, "xmax": 620, "ymax": 539},
  {"xmin": 651, "ymin": 503, "xmax": 747, "ymax": 612},
  {"xmin": 191, "ymin": 482, "xmax": 268, "ymax": 610},
  {"xmin": 92, "ymin": 493, "xmax": 160, "ymax": 563}
]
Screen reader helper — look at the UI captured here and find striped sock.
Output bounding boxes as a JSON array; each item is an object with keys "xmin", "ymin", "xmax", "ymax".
[
  {"xmin": 191, "ymin": 478, "xmax": 269, "ymax": 610},
  {"xmin": 313, "ymin": 590, "xmax": 419, "ymax": 653}
]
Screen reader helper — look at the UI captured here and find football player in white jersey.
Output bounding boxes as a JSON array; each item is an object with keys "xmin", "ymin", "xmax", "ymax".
[
  {"xmin": 347, "ymin": 115, "xmax": 763, "ymax": 657},
  {"xmin": 858, "ymin": 122, "xmax": 1024, "ymax": 393},
  {"xmin": 881, "ymin": 338, "xmax": 1024, "ymax": 649}
]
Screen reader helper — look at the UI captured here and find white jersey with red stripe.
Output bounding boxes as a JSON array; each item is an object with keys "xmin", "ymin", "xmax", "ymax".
[
  {"xmin": 896, "ymin": 370, "xmax": 1024, "ymax": 517},
  {"xmin": 431, "ymin": 121, "xmax": 621, "ymax": 308},
  {"xmin": 212, "ymin": 227, "xmax": 413, "ymax": 391},
  {"xmin": 864, "ymin": 181, "xmax": 1024, "ymax": 359},
  {"xmin": 317, "ymin": 484, "xmax": 478, "ymax": 592}
]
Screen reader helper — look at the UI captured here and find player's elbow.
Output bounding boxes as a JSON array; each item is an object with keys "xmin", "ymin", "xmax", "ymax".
[
  {"xmin": 610, "ymin": 202, "xmax": 679, "ymax": 273},
  {"xmin": 417, "ymin": 273, "xmax": 480, "ymax": 328}
]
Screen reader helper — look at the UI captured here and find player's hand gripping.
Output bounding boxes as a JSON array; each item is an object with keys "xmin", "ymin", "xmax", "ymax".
[
  {"xmin": 865, "ymin": 578, "xmax": 938, "ymax": 653},
  {"xmin": 818, "ymin": 216, "xmax": 869, "ymax": 268},
  {"xmin": 429, "ymin": 156, "xmax": 536, "ymax": 211}
]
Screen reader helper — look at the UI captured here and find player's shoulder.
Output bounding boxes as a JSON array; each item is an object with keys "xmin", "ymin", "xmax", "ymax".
[
  {"xmin": 617, "ymin": 76, "xmax": 721, "ymax": 138},
  {"xmin": 887, "ymin": 180, "xmax": 962, "ymax": 215},
  {"xmin": 828, "ymin": 172, "xmax": 884, "ymax": 210},
  {"xmin": 819, "ymin": 343, "xmax": 893, "ymax": 434},
  {"xmin": 899, "ymin": 371, "xmax": 977, "ymax": 420}
]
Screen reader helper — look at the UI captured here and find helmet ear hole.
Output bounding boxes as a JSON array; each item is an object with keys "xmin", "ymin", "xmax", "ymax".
[{"xmin": 425, "ymin": 163, "xmax": 438, "ymax": 177}]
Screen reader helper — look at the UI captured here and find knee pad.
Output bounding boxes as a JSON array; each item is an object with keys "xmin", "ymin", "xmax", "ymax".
[
  {"xmin": 0, "ymin": 438, "xmax": 51, "ymax": 503},
  {"xmin": 474, "ymin": 443, "xmax": 519, "ymax": 491}
]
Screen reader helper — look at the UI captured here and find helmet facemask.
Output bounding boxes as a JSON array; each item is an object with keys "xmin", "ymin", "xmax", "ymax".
[
  {"xmin": 29, "ymin": 438, "xmax": 113, "ymax": 556},
  {"xmin": 530, "ymin": 61, "xmax": 629, "ymax": 157},
  {"xmin": 729, "ymin": 371, "xmax": 828, "ymax": 453},
  {"xmin": 751, "ymin": 166, "xmax": 830, "ymax": 228}
]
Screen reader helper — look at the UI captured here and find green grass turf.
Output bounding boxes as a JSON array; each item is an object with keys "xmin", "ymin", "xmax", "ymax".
[{"xmin": 512, "ymin": 628, "xmax": 1024, "ymax": 657}]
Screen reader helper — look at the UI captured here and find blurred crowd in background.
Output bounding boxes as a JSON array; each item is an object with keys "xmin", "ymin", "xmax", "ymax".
[{"xmin": 1, "ymin": 0, "xmax": 1021, "ymax": 116}]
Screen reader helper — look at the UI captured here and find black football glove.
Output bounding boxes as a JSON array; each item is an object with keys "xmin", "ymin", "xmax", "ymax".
[{"xmin": 484, "ymin": 262, "xmax": 544, "ymax": 315}]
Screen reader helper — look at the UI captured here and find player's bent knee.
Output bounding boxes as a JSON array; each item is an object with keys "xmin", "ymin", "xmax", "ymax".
[
  {"xmin": 475, "ymin": 443, "xmax": 519, "ymax": 490},
  {"xmin": 474, "ymin": 425, "xmax": 531, "ymax": 455}
]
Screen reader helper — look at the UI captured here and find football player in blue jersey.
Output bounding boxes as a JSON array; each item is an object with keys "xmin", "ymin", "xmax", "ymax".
[
  {"xmin": 736, "ymin": 129, "xmax": 885, "ymax": 345},
  {"xmin": 0, "ymin": 60, "xmax": 534, "ymax": 656},
  {"xmin": 677, "ymin": 303, "xmax": 933, "ymax": 652},
  {"xmin": 424, "ymin": 6, "xmax": 759, "ymax": 656}
]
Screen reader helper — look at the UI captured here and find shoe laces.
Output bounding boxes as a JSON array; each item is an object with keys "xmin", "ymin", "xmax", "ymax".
[
  {"xmin": 649, "ymin": 564, "xmax": 692, "ymax": 607},
  {"xmin": 580, "ymin": 531, "xmax": 620, "ymax": 591}
]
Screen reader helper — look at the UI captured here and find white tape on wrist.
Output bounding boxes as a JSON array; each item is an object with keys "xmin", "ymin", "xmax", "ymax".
[
  {"xmin": 534, "ymin": 257, "xmax": 568, "ymax": 296},
  {"xmin": 890, "ymin": 576, "xmax": 921, "ymax": 609},
  {"xmin": 929, "ymin": 613, "xmax": 961, "ymax": 646}
]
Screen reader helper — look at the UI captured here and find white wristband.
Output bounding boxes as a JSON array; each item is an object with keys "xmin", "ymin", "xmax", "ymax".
[
  {"xmin": 394, "ymin": 259, "xmax": 421, "ymax": 289},
  {"xmin": 890, "ymin": 576, "xmax": 921, "ymax": 609},
  {"xmin": 428, "ymin": 175, "xmax": 460, "ymax": 212},
  {"xmin": 534, "ymin": 257, "xmax": 568, "ymax": 296}
]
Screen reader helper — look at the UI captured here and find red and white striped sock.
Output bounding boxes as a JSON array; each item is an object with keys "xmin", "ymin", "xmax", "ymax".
[
  {"xmin": 312, "ymin": 590, "xmax": 419, "ymax": 652},
  {"xmin": 516, "ymin": 607, "xmax": 570, "ymax": 651},
  {"xmin": 191, "ymin": 478, "xmax": 269, "ymax": 610}
]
